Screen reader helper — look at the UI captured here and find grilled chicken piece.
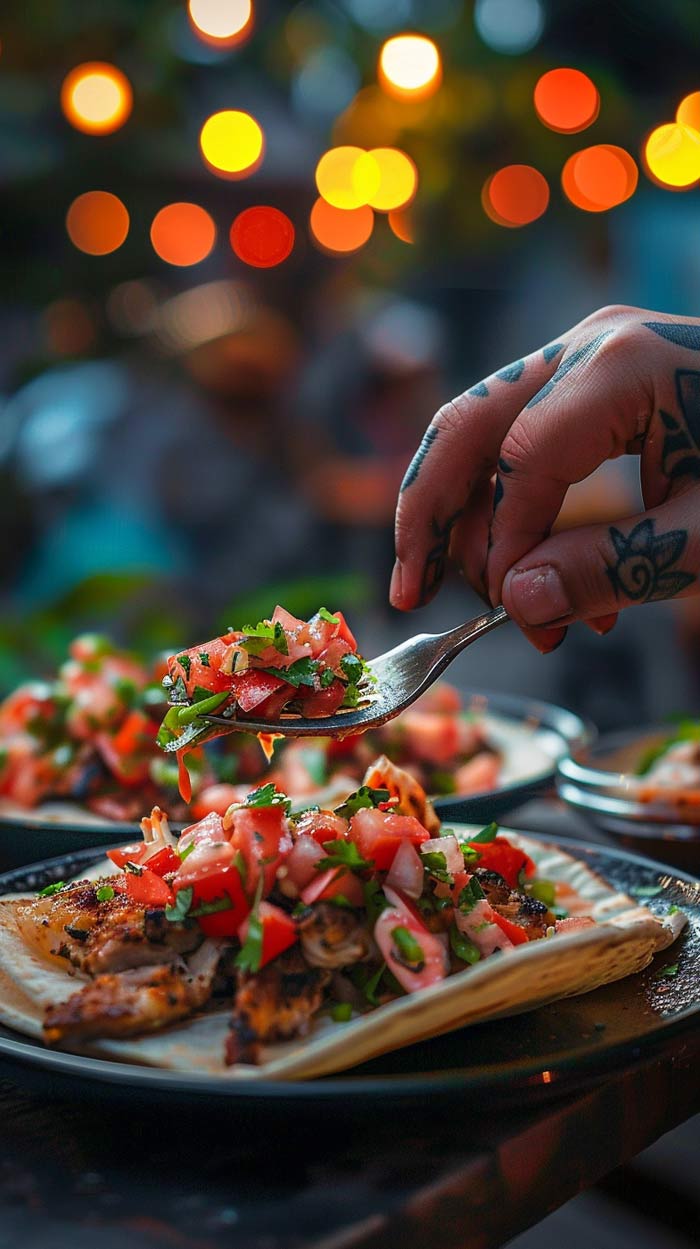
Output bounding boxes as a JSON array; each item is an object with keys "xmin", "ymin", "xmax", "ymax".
[
  {"xmin": 473, "ymin": 868, "xmax": 553, "ymax": 939},
  {"xmin": 298, "ymin": 902, "xmax": 371, "ymax": 969},
  {"xmin": 226, "ymin": 947, "xmax": 329, "ymax": 1065},
  {"xmin": 14, "ymin": 878, "xmax": 201, "ymax": 976},
  {"xmin": 362, "ymin": 755, "xmax": 440, "ymax": 836},
  {"xmin": 44, "ymin": 941, "xmax": 221, "ymax": 1046}
]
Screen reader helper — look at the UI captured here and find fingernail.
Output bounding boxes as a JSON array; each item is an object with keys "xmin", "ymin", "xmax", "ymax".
[
  {"xmin": 541, "ymin": 627, "xmax": 568, "ymax": 653},
  {"xmin": 505, "ymin": 565, "xmax": 572, "ymax": 627},
  {"xmin": 390, "ymin": 559, "xmax": 403, "ymax": 607},
  {"xmin": 588, "ymin": 613, "xmax": 617, "ymax": 637}
]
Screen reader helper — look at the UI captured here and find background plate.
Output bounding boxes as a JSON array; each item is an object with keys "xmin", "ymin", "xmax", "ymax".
[{"xmin": 0, "ymin": 832, "xmax": 696, "ymax": 1114}]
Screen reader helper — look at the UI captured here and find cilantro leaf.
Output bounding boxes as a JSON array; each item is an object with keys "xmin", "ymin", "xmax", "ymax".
[
  {"xmin": 363, "ymin": 878, "xmax": 388, "ymax": 924},
  {"xmin": 334, "ymin": 786, "xmax": 390, "ymax": 819},
  {"xmin": 240, "ymin": 620, "xmax": 289, "ymax": 657},
  {"xmin": 341, "ymin": 684, "xmax": 361, "ymax": 708},
  {"xmin": 165, "ymin": 887, "xmax": 193, "ymax": 923},
  {"xmin": 198, "ymin": 651, "xmax": 211, "ymax": 667},
  {"xmin": 319, "ymin": 668, "xmax": 336, "ymax": 689},
  {"xmin": 457, "ymin": 877, "xmax": 486, "ymax": 913},
  {"xmin": 263, "ymin": 658, "xmax": 318, "ymax": 688},
  {"xmin": 176, "ymin": 654, "xmax": 191, "ymax": 677},
  {"xmin": 240, "ymin": 782, "xmax": 292, "ymax": 815},
  {"xmin": 340, "ymin": 654, "xmax": 363, "ymax": 684},
  {"xmin": 235, "ymin": 879, "xmax": 265, "ymax": 974},
  {"xmin": 468, "ymin": 822, "xmax": 499, "ymax": 844},
  {"xmin": 38, "ymin": 880, "xmax": 67, "ymax": 898},
  {"xmin": 654, "ymin": 962, "xmax": 679, "ymax": 979},
  {"xmin": 318, "ymin": 839, "xmax": 372, "ymax": 872}
]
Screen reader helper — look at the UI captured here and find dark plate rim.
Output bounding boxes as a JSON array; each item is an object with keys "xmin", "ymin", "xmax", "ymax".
[{"xmin": 0, "ymin": 830, "xmax": 695, "ymax": 1101}]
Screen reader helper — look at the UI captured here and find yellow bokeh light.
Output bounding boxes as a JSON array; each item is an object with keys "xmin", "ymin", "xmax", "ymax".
[
  {"xmin": 676, "ymin": 91, "xmax": 700, "ymax": 131},
  {"xmin": 61, "ymin": 62, "xmax": 132, "ymax": 135},
  {"xmin": 315, "ymin": 146, "xmax": 381, "ymax": 210},
  {"xmin": 188, "ymin": 0, "xmax": 253, "ymax": 44},
  {"xmin": 366, "ymin": 148, "xmax": 417, "ymax": 211},
  {"xmin": 378, "ymin": 35, "xmax": 441, "ymax": 100},
  {"xmin": 199, "ymin": 109, "xmax": 264, "ymax": 178},
  {"xmin": 644, "ymin": 122, "xmax": 700, "ymax": 189}
]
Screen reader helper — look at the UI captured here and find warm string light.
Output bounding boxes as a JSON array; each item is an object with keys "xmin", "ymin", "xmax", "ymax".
[
  {"xmin": 66, "ymin": 191, "xmax": 130, "ymax": 255},
  {"xmin": 562, "ymin": 145, "xmax": 637, "ymax": 211},
  {"xmin": 188, "ymin": 0, "xmax": 253, "ymax": 46},
  {"xmin": 534, "ymin": 67, "xmax": 599, "ymax": 134},
  {"xmin": 230, "ymin": 206, "xmax": 295, "ymax": 267},
  {"xmin": 199, "ymin": 109, "xmax": 264, "ymax": 177},
  {"xmin": 483, "ymin": 165, "xmax": 549, "ymax": 227},
  {"xmin": 61, "ymin": 62, "xmax": 132, "ymax": 135},
  {"xmin": 315, "ymin": 146, "xmax": 417, "ymax": 212},
  {"xmin": 378, "ymin": 35, "xmax": 441, "ymax": 101},
  {"xmin": 150, "ymin": 203, "xmax": 216, "ymax": 266},
  {"xmin": 644, "ymin": 121, "xmax": 700, "ymax": 189},
  {"xmin": 309, "ymin": 198, "xmax": 374, "ymax": 254}
]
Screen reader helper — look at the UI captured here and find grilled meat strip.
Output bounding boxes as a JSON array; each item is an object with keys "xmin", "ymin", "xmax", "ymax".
[
  {"xmin": 473, "ymin": 868, "xmax": 554, "ymax": 939},
  {"xmin": 44, "ymin": 940, "xmax": 221, "ymax": 1046},
  {"xmin": 15, "ymin": 877, "xmax": 201, "ymax": 975},
  {"xmin": 226, "ymin": 946, "xmax": 330, "ymax": 1065},
  {"xmin": 298, "ymin": 902, "xmax": 371, "ymax": 969}
]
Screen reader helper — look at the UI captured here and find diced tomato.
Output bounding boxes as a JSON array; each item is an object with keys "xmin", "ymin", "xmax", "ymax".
[
  {"xmin": 238, "ymin": 901, "xmax": 298, "ymax": 968},
  {"xmin": 230, "ymin": 670, "xmax": 289, "ymax": 713},
  {"xmin": 190, "ymin": 783, "xmax": 248, "ymax": 821},
  {"xmin": 251, "ymin": 683, "xmax": 295, "ymax": 720},
  {"xmin": 298, "ymin": 679, "xmax": 346, "ymax": 718},
  {"xmin": 69, "ymin": 633, "xmax": 114, "ymax": 663},
  {"xmin": 126, "ymin": 868, "xmax": 173, "ymax": 909},
  {"xmin": 96, "ymin": 710, "xmax": 158, "ymax": 786},
  {"xmin": 271, "ymin": 605, "xmax": 306, "ymax": 632},
  {"xmin": 143, "ymin": 846, "xmax": 181, "ymax": 877},
  {"xmin": 168, "ymin": 639, "xmax": 235, "ymax": 698},
  {"xmin": 107, "ymin": 843, "xmax": 147, "ymax": 870},
  {"xmin": 413, "ymin": 683, "xmax": 461, "ymax": 715},
  {"xmin": 491, "ymin": 912, "xmax": 529, "ymax": 945},
  {"xmin": 317, "ymin": 637, "xmax": 353, "ymax": 672},
  {"xmin": 301, "ymin": 867, "xmax": 365, "ymax": 907},
  {"xmin": 176, "ymin": 865, "xmax": 249, "ymax": 937},
  {"xmin": 374, "ymin": 904, "xmax": 448, "ymax": 993},
  {"xmin": 0, "ymin": 684, "xmax": 57, "ymax": 733},
  {"xmin": 176, "ymin": 811, "xmax": 226, "ymax": 858},
  {"xmin": 333, "ymin": 611, "xmax": 357, "ymax": 650},
  {"xmin": 294, "ymin": 809, "xmax": 349, "ymax": 845},
  {"xmin": 453, "ymin": 753, "xmax": 501, "ymax": 795},
  {"xmin": 65, "ymin": 679, "xmax": 125, "ymax": 739},
  {"xmin": 228, "ymin": 804, "xmax": 293, "ymax": 896},
  {"xmin": 467, "ymin": 837, "xmax": 536, "ymax": 890},
  {"xmin": 400, "ymin": 712, "xmax": 462, "ymax": 767},
  {"xmin": 349, "ymin": 808, "xmax": 431, "ymax": 870}
]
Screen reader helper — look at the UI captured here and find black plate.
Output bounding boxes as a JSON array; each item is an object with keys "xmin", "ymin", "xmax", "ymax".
[{"xmin": 0, "ymin": 834, "xmax": 696, "ymax": 1113}]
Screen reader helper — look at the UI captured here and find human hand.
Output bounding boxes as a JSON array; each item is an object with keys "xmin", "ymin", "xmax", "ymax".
[{"xmin": 391, "ymin": 305, "xmax": 700, "ymax": 651}]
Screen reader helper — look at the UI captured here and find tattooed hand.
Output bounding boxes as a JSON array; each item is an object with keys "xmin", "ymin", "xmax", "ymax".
[{"xmin": 391, "ymin": 304, "xmax": 700, "ymax": 652}]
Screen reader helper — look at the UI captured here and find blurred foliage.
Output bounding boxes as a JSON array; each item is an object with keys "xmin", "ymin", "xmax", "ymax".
[{"xmin": 218, "ymin": 572, "xmax": 372, "ymax": 632}]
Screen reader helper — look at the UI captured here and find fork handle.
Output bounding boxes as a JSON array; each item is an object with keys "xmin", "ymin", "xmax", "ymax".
[{"xmin": 439, "ymin": 605, "xmax": 510, "ymax": 659}]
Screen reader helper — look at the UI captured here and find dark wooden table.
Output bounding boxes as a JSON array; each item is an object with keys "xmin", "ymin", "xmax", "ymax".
[{"xmin": 0, "ymin": 800, "xmax": 697, "ymax": 1249}]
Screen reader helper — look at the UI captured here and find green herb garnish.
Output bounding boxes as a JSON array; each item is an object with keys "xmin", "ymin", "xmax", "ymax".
[
  {"xmin": 391, "ymin": 926, "xmax": 425, "ymax": 969},
  {"xmin": 96, "ymin": 886, "xmax": 115, "ymax": 903},
  {"xmin": 190, "ymin": 896, "xmax": 233, "ymax": 918},
  {"xmin": 331, "ymin": 1002, "xmax": 353, "ymax": 1022},
  {"xmin": 319, "ymin": 668, "xmax": 336, "ymax": 689},
  {"xmin": 264, "ymin": 658, "xmax": 318, "ymax": 688},
  {"xmin": 319, "ymin": 839, "xmax": 371, "ymax": 872},
  {"xmin": 198, "ymin": 651, "xmax": 211, "ymax": 667},
  {"xmin": 176, "ymin": 654, "xmax": 191, "ymax": 678},
  {"xmin": 235, "ymin": 879, "xmax": 265, "ymax": 974},
  {"xmin": 38, "ymin": 880, "xmax": 67, "ymax": 898},
  {"xmin": 334, "ymin": 786, "xmax": 390, "ymax": 819},
  {"xmin": 340, "ymin": 653, "xmax": 363, "ymax": 684},
  {"xmin": 363, "ymin": 878, "xmax": 389, "ymax": 924},
  {"xmin": 457, "ymin": 877, "xmax": 486, "ymax": 913},
  {"xmin": 165, "ymin": 887, "xmax": 193, "ymax": 923},
  {"xmin": 449, "ymin": 924, "xmax": 481, "ymax": 964},
  {"xmin": 240, "ymin": 620, "xmax": 289, "ymax": 657},
  {"xmin": 468, "ymin": 822, "xmax": 499, "ymax": 844},
  {"xmin": 420, "ymin": 848, "xmax": 453, "ymax": 884},
  {"xmin": 240, "ymin": 782, "xmax": 292, "ymax": 815},
  {"xmin": 317, "ymin": 608, "xmax": 340, "ymax": 624},
  {"xmin": 341, "ymin": 684, "xmax": 361, "ymax": 708},
  {"xmin": 654, "ymin": 962, "xmax": 679, "ymax": 979}
]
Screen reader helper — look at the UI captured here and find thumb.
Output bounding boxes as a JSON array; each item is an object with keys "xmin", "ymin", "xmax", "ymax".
[{"xmin": 501, "ymin": 497, "xmax": 698, "ymax": 632}]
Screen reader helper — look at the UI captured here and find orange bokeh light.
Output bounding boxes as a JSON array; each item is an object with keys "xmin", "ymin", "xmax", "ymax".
[
  {"xmin": 534, "ymin": 67, "xmax": 599, "ymax": 134},
  {"xmin": 378, "ymin": 34, "xmax": 442, "ymax": 101},
  {"xmin": 677, "ymin": 91, "xmax": 700, "ymax": 131},
  {"xmin": 188, "ymin": 0, "xmax": 253, "ymax": 46},
  {"xmin": 562, "ymin": 145, "xmax": 638, "ymax": 212},
  {"xmin": 483, "ymin": 165, "xmax": 549, "ymax": 228},
  {"xmin": 388, "ymin": 207, "xmax": 414, "ymax": 243},
  {"xmin": 230, "ymin": 206, "xmax": 295, "ymax": 268},
  {"xmin": 66, "ymin": 191, "xmax": 130, "ymax": 255},
  {"xmin": 150, "ymin": 203, "xmax": 216, "ymax": 266},
  {"xmin": 61, "ymin": 62, "xmax": 132, "ymax": 135},
  {"xmin": 309, "ymin": 198, "xmax": 374, "ymax": 254}
]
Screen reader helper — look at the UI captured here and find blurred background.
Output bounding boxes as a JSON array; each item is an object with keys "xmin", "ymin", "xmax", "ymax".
[{"xmin": 2, "ymin": 0, "xmax": 700, "ymax": 729}]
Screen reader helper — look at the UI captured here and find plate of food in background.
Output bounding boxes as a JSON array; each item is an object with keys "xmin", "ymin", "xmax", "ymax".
[{"xmin": 557, "ymin": 720, "xmax": 700, "ymax": 869}]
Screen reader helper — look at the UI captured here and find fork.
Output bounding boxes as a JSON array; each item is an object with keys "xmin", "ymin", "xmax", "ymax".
[{"xmin": 200, "ymin": 605, "xmax": 510, "ymax": 739}]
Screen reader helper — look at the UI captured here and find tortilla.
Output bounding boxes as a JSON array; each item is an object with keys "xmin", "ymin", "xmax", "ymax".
[{"xmin": 0, "ymin": 829, "xmax": 685, "ymax": 1080}]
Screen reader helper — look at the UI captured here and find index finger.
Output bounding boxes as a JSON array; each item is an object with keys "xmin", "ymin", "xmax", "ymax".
[{"xmin": 391, "ymin": 341, "xmax": 567, "ymax": 610}]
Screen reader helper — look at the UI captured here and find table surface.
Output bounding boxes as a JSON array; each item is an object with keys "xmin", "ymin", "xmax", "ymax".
[{"xmin": 0, "ymin": 799, "xmax": 697, "ymax": 1249}]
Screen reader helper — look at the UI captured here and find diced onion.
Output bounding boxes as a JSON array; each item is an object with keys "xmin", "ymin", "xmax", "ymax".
[{"xmin": 386, "ymin": 839, "xmax": 424, "ymax": 898}]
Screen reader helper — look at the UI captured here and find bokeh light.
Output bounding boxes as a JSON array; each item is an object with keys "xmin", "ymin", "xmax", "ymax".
[
  {"xmin": 309, "ymin": 199, "xmax": 374, "ymax": 254},
  {"xmin": 150, "ymin": 203, "xmax": 216, "ymax": 266},
  {"xmin": 474, "ymin": 0, "xmax": 544, "ymax": 55},
  {"xmin": 230, "ymin": 206, "xmax": 295, "ymax": 267},
  {"xmin": 66, "ymin": 191, "xmax": 130, "ymax": 255},
  {"xmin": 378, "ymin": 35, "xmax": 442, "ymax": 100},
  {"xmin": 199, "ymin": 109, "xmax": 264, "ymax": 178},
  {"xmin": 388, "ymin": 207, "xmax": 414, "ymax": 243},
  {"xmin": 366, "ymin": 148, "xmax": 417, "ymax": 211},
  {"xmin": 188, "ymin": 0, "xmax": 253, "ymax": 45},
  {"xmin": 482, "ymin": 165, "xmax": 549, "ymax": 227},
  {"xmin": 562, "ymin": 145, "xmax": 638, "ymax": 211},
  {"xmin": 644, "ymin": 122, "xmax": 700, "ymax": 188},
  {"xmin": 61, "ymin": 62, "xmax": 133, "ymax": 135},
  {"xmin": 315, "ymin": 146, "xmax": 381, "ymax": 209},
  {"xmin": 534, "ymin": 67, "xmax": 599, "ymax": 133},
  {"xmin": 676, "ymin": 91, "xmax": 700, "ymax": 131}
]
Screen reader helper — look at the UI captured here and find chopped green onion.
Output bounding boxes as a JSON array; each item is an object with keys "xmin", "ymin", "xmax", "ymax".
[
  {"xmin": 38, "ymin": 880, "xmax": 67, "ymax": 898},
  {"xmin": 391, "ymin": 925, "xmax": 425, "ymax": 969},
  {"xmin": 96, "ymin": 886, "xmax": 115, "ymax": 903},
  {"xmin": 449, "ymin": 924, "xmax": 481, "ymax": 964},
  {"xmin": 331, "ymin": 1002, "xmax": 353, "ymax": 1022},
  {"xmin": 177, "ymin": 690, "xmax": 228, "ymax": 725},
  {"xmin": 468, "ymin": 822, "xmax": 499, "ymax": 844},
  {"xmin": 318, "ymin": 608, "xmax": 340, "ymax": 624}
]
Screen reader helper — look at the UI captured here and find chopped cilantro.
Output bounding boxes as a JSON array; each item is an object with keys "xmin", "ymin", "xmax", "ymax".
[
  {"xmin": 340, "ymin": 653, "xmax": 363, "ymax": 684},
  {"xmin": 334, "ymin": 785, "xmax": 390, "ymax": 819},
  {"xmin": 391, "ymin": 926, "xmax": 425, "ymax": 969},
  {"xmin": 233, "ymin": 849, "xmax": 248, "ymax": 890},
  {"xmin": 318, "ymin": 608, "xmax": 340, "ymax": 624},
  {"xmin": 190, "ymin": 896, "xmax": 233, "ymax": 918},
  {"xmin": 240, "ymin": 619, "xmax": 289, "ymax": 657},
  {"xmin": 449, "ymin": 924, "xmax": 481, "ymax": 964},
  {"xmin": 235, "ymin": 879, "xmax": 265, "ymax": 973},
  {"xmin": 468, "ymin": 822, "xmax": 499, "ymax": 844},
  {"xmin": 263, "ymin": 658, "xmax": 317, "ymax": 687},
  {"xmin": 319, "ymin": 839, "xmax": 371, "ymax": 872},
  {"xmin": 38, "ymin": 880, "xmax": 67, "ymax": 898},
  {"xmin": 176, "ymin": 654, "xmax": 191, "ymax": 678},
  {"xmin": 363, "ymin": 877, "xmax": 388, "ymax": 924},
  {"xmin": 341, "ymin": 684, "xmax": 361, "ymax": 708},
  {"xmin": 331, "ymin": 1002, "xmax": 353, "ymax": 1022},
  {"xmin": 319, "ymin": 668, "xmax": 336, "ymax": 689},
  {"xmin": 654, "ymin": 962, "xmax": 679, "ymax": 979},
  {"xmin": 198, "ymin": 651, "xmax": 211, "ymax": 667},
  {"xmin": 240, "ymin": 782, "xmax": 292, "ymax": 815},
  {"xmin": 165, "ymin": 887, "xmax": 193, "ymax": 923},
  {"xmin": 457, "ymin": 877, "xmax": 486, "ymax": 913},
  {"xmin": 96, "ymin": 886, "xmax": 115, "ymax": 903},
  {"xmin": 667, "ymin": 905, "xmax": 683, "ymax": 916},
  {"xmin": 420, "ymin": 848, "xmax": 453, "ymax": 884}
]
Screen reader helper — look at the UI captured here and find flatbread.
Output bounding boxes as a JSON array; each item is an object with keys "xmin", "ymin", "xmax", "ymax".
[{"xmin": 0, "ymin": 830, "xmax": 685, "ymax": 1080}]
